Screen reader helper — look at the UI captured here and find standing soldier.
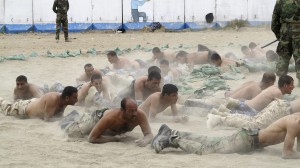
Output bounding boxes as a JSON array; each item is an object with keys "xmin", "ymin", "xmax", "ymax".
[
  {"xmin": 271, "ymin": 0, "xmax": 300, "ymax": 87},
  {"xmin": 52, "ymin": 0, "xmax": 71, "ymax": 42}
]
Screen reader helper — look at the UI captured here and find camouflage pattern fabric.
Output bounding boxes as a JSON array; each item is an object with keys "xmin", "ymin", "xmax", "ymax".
[
  {"xmin": 53, "ymin": 0, "xmax": 69, "ymax": 40},
  {"xmin": 172, "ymin": 128, "xmax": 255, "ymax": 155},
  {"xmin": 271, "ymin": 0, "xmax": 300, "ymax": 79},
  {"xmin": 223, "ymin": 99, "xmax": 291, "ymax": 129}
]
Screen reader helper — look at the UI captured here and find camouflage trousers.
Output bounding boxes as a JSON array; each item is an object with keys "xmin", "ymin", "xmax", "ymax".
[
  {"xmin": 172, "ymin": 128, "xmax": 257, "ymax": 155},
  {"xmin": 0, "ymin": 98, "xmax": 36, "ymax": 119},
  {"xmin": 222, "ymin": 99, "xmax": 291, "ymax": 129},
  {"xmin": 56, "ymin": 13, "xmax": 68, "ymax": 40},
  {"xmin": 276, "ymin": 28, "xmax": 300, "ymax": 79},
  {"xmin": 63, "ymin": 108, "xmax": 108, "ymax": 138}
]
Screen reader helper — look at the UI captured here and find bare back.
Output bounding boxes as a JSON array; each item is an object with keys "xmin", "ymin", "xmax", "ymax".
[
  {"xmin": 227, "ymin": 81, "xmax": 261, "ymax": 100},
  {"xmin": 114, "ymin": 57, "xmax": 139, "ymax": 70},
  {"xmin": 187, "ymin": 51, "xmax": 209, "ymax": 65},
  {"xmin": 162, "ymin": 50, "xmax": 176, "ymax": 63},
  {"xmin": 26, "ymin": 92, "xmax": 62, "ymax": 120},
  {"xmin": 246, "ymin": 86, "xmax": 282, "ymax": 111}
]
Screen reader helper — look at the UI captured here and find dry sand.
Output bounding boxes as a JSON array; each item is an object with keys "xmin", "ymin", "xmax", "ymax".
[{"xmin": 0, "ymin": 27, "xmax": 299, "ymax": 168}]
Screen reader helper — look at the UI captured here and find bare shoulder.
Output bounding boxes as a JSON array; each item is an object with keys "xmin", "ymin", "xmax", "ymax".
[
  {"xmin": 41, "ymin": 92, "xmax": 60, "ymax": 101},
  {"xmin": 28, "ymin": 83, "xmax": 40, "ymax": 90}
]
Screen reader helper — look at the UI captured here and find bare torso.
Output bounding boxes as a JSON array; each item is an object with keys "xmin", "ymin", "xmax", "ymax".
[
  {"xmin": 139, "ymin": 92, "xmax": 171, "ymax": 117},
  {"xmin": 113, "ymin": 57, "xmax": 139, "ymax": 70},
  {"xmin": 92, "ymin": 109, "xmax": 149, "ymax": 136},
  {"xmin": 14, "ymin": 83, "xmax": 43, "ymax": 101},
  {"xmin": 259, "ymin": 113, "xmax": 300, "ymax": 147},
  {"xmin": 187, "ymin": 51, "xmax": 209, "ymax": 65},
  {"xmin": 246, "ymin": 86, "xmax": 282, "ymax": 111},
  {"xmin": 134, "ymin": 76, "xmax": 160, "ymax": 100},
  {"xmin": 26, "ymin": 92, "xmax": 63, "ymax": 119},
  {"xmin": 77, "ymin": 82, "xmax": 103, "ymax": 103},
  {"xmin": 227, "ymin": 81, "xmax": 262, "ymax": 100}
]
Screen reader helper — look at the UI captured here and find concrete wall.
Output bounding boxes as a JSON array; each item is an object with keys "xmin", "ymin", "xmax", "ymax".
[{"xmin": 0, "ymin": 0, "xmax": 277, "ymax": 33}]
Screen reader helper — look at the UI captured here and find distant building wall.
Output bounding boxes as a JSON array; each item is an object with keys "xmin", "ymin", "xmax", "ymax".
[{"xmin": 0, "ymin": 0, "xmax": 277, "ymax": 33}]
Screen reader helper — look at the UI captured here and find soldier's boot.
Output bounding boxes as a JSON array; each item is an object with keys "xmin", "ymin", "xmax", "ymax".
[{"xmin": 64, "ymin": 32, "xmax": 71, "ymax": 42}]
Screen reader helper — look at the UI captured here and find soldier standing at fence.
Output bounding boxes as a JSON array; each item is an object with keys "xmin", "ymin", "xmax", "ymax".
[
  {"xmin": 53, "ymin": 0, "xmax": 71, "ymax": 42},
  {"xmin": 271, "ymin": 0, "xmax": 300, "ymax": 87}
]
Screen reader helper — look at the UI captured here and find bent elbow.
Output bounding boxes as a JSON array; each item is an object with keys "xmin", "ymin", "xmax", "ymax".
[{"xmin": 88, "ymin": 135, "xmax": 96, "ymax": 143}]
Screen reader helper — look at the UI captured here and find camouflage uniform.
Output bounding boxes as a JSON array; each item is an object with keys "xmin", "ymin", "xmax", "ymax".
[
  {"xmin": 171, "ymin": 128, "xmax": 259, "ymax": 155},
  {"xmin": 271, "ymin": 0, "xmax": 300, "ymax": 83},
  {"xmin": 52, "ymin": 0, "xmax": 69, "ymax": 41}
]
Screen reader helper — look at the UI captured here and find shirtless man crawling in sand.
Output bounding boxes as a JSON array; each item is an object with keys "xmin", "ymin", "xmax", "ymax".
[
  {"xmin": 212, "ymin": 75, "xmax": 294, "ymax": 116},
  {"xmin": 76, "ymin": 73, "xmax": 110, "ymax": 106},
  {"xmin": 117, "ymin": 70, "xmax": 161, "ymax": 102},
  {"xmin": 225, "ymin": 72, "xmax": 276, "ymax": 100},
  {"xmin": 176, "ymin": 51, "xmax": 236, "ymax": 70},
  {"xmin": 152, "ymin": 113, "xmax": 300, "ymax": 159},
  {"xmin": 0, "ymin": 86, "xmax": 78, "ymax": 121},
  {"xmin": 61, "ymin": 97, "xmax": 153, "ymax": 147},
  {"xmin": 14, "ymin": 75, "xmax": 45, "ymax": 101},
  {"xmin": 138, "ymin": 84, "xmax": 187, "ymax": 122},
  {"xmin": 76, "ymin": 63, "xmax": 103, "ymax": 84},
  {"xmin": 106, "ymin": 51, "xmax": 142, "ymax": 71}
]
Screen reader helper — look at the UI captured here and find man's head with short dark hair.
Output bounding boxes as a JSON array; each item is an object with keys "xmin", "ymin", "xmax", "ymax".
[
  {"xmin": 16, "ymin": 75, "xmax": 27, "ymax": 83},
  {"xmin": 61, "ymin": 86, "xmax": 78, "ymax": 105},
  {"xmin": 107, "ymin": 51, "xmax": 118, "ymax": 64},
  {"xmin": 210, "ymin": 52, "xmax": 222, "ymax": 67},
  {"xmin": 84, "ymin": 63, "xmax": 93, "ymax": 69},
  {"xmin": 152, "ymin": 47, "xmax": 161, "ymax": 54},
  {"xmin": 148, "ymin": 66, "xmax": 161, "ymax": 74},
  {"xmin": 249, "ymin": 42, "xmax": 257, "ymax": 49},
  {"xmin": 16, "ymin": 75, "xmax": 28, "ymax": 90},
  {"xmin": 278, "ymin": 75, "xmax": 294, "ymax": 94},
  {"xmin": 107, "ymin": 51, "xmax": 117, "ymax": 57},
  {"xmin": 61, "ymin": 86, "xmax": 78, "ymax": 99},
  {"xmin": 152, "ymin": 47, "xmax": 163, "ymax": 59},
  {"xmin": 162, "ymin": 84, "xmax": 178, "ymax": 96},
  {"xmin": 84, "ymin": 63, "xmax": 95, "ymax": 76},
  {"xmin": 266, "ymin": 50, "xmax": 279, "ymax": 62},
  {"xmin": 278, "ymin": 75, "xmax": 294, "ymax": 88},
  {"xmin": 91, "ymin": 73, "xmax": 102, "ymax": 82},
  {"xmin": 175, "ymin": 50, "xmax": 188, "ymax": 64},
  {"xmin": 148, "ymin": 70, "xmax": 161, "ymax": 81}
]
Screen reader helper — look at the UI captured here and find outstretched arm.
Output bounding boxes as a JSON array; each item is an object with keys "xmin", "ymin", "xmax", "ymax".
[
  {"xmin": 135, "ymin": 111, "xmax": 153, "ymax": 147},
  {"xmin": 88, "ymin": 116, "xmax": 119, "ymax": 143},
  {"xmin": 282, "ymin": 126, "xmax": 300, "ymax": 159}
]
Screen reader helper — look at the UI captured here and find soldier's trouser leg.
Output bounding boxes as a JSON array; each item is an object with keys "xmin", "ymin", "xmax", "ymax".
[
  {"xmin": 172, "ymin": 129, "xmax": 252, "ymax": 155},
  {"xmin": 276, "ymin": 34, "xmax": 293, "ymax": 77},
  {"xmin": 55, "ymin": 15, "xmax": 61, "ymax": 40},
  {"xmin": 62, "ymin": 14, "xmax": 68, "ymax": 40},
  {"xmin": 55, "ymin": 15, "xmax": 62, "ymax": 40}
]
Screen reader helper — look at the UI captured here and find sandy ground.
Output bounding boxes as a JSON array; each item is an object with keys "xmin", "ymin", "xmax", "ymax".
[{"xmin": 1, "ymin": 27, "xmax": 300, "ymax": 168}]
